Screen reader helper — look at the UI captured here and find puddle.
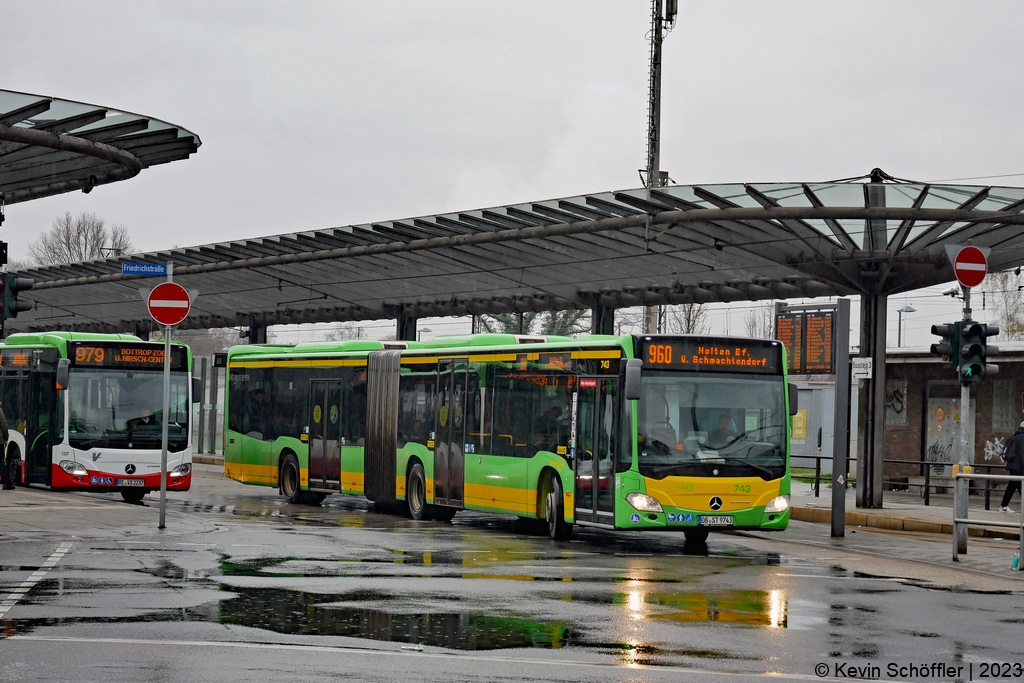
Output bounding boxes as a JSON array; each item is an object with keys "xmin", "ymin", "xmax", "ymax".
[{"xmin": 220, "ymin": 585, "xmax": 576, "ymax": 649}]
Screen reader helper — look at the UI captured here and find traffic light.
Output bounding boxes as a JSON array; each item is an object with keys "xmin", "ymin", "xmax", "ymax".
[
  {"xmin": 2, "ymin": 274, "xmax": 34, "ymax": 320},
  {"xmin": 959, "ymin": 321, "xmax": 999, "ymax": 384},
  {"xmin": 930, "ymin": 322, "xmax": 960, "ymax": 366}
]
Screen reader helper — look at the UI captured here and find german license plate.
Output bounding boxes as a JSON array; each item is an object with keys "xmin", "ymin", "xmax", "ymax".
[
  {"xmin": 117, "ymin": 478, "xmax": 145, "ymax": 487},
  {"xmin": 698, "ymin": 515, "xmax": 734, "ymax": 527}
]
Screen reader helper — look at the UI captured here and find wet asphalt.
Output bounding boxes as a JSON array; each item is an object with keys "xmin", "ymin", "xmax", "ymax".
[{"xmin": 2, "ymin": 468, "xmax": 1024, "ymax": 682}]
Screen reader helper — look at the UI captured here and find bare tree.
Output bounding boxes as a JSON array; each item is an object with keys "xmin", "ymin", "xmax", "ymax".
[
  {"xmin": 479, "ymin": 310, "xmax": 590, "ymax": 337},
  {"xmin": 744, "ymin": 302, "xmax": 775, "ymax": 339},
  {"xmin": 0, "ymin": 258, "xmax": 32, "ymax": 272},
  {"xmin": 989, "ymin": 270, "xmax": 1024, "ymax": 340},
  {"xmin": 29, "ymin": 211, "xmax": 134, "ymax": 265},
  {"xmin": 151, "ymin": 328, "xmax": 238, "ymax": 357},
  {"xmin": 324, "ymin": 322, "xmax": 365, "ymax": 341},
  {"xmin": 667, "ymin": 302, "xmax": 711, "ymax": 335}
]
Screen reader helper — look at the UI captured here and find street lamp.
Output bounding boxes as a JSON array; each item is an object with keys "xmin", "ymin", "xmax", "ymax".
[
  {"xmin": 897, "ymin": 305, "xmax": 916, "ymax": 347},
  {"xmin": 616, "ymin": 316, "xmax": 635, "ymax": 335},
  {"xmin": 417, "ymin": 326, "xmax": 432, "ymax": 342}
]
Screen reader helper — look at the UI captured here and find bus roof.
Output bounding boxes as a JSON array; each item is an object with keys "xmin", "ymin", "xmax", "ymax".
[{"xmin": 227, "ymin": 333, "xmax": 633, "ymax": 362}]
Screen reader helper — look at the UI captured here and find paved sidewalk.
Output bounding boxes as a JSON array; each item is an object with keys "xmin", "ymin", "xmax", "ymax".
[{"xmin": 791, "ymin": 481, "xmax": 1024, "ymax": 539}]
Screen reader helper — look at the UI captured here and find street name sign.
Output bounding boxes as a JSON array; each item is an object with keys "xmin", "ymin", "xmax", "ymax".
[{"xmin": 123, "ymin": 262, "xmax": 168, "ymax": 277}]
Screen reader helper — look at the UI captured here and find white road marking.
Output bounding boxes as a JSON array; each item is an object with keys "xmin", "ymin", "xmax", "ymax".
[
  {"xmin": 6, "ymin": 635, "xmax": 851, "ymax": 681},
  {"xmin": 0, "ymin": 542, "xmax": 72, "ymax": 618}
]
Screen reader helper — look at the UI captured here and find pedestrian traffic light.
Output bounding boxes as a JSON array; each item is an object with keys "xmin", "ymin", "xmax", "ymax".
[
  {"xmin": 959, "ymin": 321, "xmax": 999, "ymax": 384},
  {"xmin": 2, "ymin": 274, "xmax": 34, "ymax": 320},
  {"xmin": 930, "ymin": 322, "xmax": 960, "ymax": 366}
]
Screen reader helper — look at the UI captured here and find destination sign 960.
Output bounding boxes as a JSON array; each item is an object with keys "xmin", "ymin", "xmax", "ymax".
[{"xmin": 639, "ymin": 338, "xmax": 781, "ymax": 374}]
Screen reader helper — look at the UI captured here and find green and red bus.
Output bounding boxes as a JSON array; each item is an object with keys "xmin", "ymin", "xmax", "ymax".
[
  {"xmin": 224, "ymin": 333, "xmax": 795, "ymax": 541},
  {"xmin": 0, "ymin": 332, "xmax": 197, "ymax": 503}
]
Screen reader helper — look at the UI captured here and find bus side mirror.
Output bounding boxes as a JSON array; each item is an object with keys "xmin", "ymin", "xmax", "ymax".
[
  {"xmin": 624, "ymin": 358, "xmax": 643, "ymax": 401},
  {"xmin": 788, "ymin": 383, "xmax": 798, "ymax": 415},
  {"xmin": 192, "ymin": 377, "xmax": 202, "ymax": 403},
  {"xmin": 55, "ymin": 358, "xmax": 70, "ymax": 391}
]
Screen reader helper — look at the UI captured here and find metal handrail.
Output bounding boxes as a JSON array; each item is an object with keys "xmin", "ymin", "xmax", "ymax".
[{"xmin": 952, "ymin": 472, "xmax": 1023, "ymax": 569}]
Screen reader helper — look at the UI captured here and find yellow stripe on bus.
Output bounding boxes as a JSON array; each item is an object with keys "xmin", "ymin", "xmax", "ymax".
[
  {"xmin": 571, "ymin": 350, "xmax": 622, "ymax": 359},
  {"xmin": 464, "ymin": 482, "xmax": 536, "ymax": 515},
  {"xmin": 229, "ymin": 359, "xmax": 366, "ymax": 369}
]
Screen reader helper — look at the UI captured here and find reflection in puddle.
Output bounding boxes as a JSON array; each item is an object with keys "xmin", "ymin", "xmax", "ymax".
[
  {"xmin": 4, "ymin": 585, "xmax": 575, "ymax": 651},
  {"xmin": 220, "ymin": 586, "xmax": 575, "ymax": 650},
  {"xmin": 617, "ymin": 587, "xmax": 788, "ymax": 627}
]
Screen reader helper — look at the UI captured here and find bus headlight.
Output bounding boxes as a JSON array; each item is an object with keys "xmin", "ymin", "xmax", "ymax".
[
  {"xmin": 170, "ymin": 463, "xmax": 192, "ymax": 476},
  {"xmin": 765, "ymin": 495, "xmax": 790, "ymax": 513},
  {"xmin": 59, "ymin": 460, "xmax": 88, "ymax": 476},
  {"xmin": 626, "ymin": 492, "xmax": 663, "ymax": 513}
]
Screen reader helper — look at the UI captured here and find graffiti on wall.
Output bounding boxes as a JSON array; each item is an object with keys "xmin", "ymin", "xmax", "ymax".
[
  {"xmin": 984, "ymin": 437, "xmax": 1006, "ymax": 462},
  {"xmin": 886, "ymin": 379, "xmax": 907, "ymax": 426}
]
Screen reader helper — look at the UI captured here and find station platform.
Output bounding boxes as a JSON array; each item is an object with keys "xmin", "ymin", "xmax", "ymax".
[{"xmin": 791, "ymin": 482, "xmax": 1023, "ymax": 540}]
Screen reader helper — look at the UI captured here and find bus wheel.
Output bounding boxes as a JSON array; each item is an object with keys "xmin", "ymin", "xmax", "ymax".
[
  {"xmin": 406, "ymin": 462, "xmax": 428, "ymax": 520},
  {"xmin": 302, "ymin": 492, "xmax": 326, "ymax": 505},
  {"xmin": 544, "ymin": 475, "xmax": 573, "ymax": 541},
  {"xmin": 405, "ymin": 462, "xmax": 425, "ymax": 520},
  {"xmin": 684, "ymin": 527, "xmax": 709, "ymax": 544},
  {"xmin": 280, "ymin": 454, "xmax": 302, "ymax": 504},
  {"xmin": 121, "ymin": 490, "xmax": 145, "ymax": 504},
  {"xmin": 431, "ymin": 506, "xmax": 457, "ymax": 523}
]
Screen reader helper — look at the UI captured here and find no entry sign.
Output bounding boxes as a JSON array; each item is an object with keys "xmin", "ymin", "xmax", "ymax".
[
  {"xmin": 953, "ymin": 246, "xmax": 988, "ymax": 288},
  {"xmin": 147, "ymin": 282, "xmax": 191, "ymax": 326}
]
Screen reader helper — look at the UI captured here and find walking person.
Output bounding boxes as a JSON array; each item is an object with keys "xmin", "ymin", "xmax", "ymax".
[
  {"xmin": 0, "ymin": 404, "xmax": 11, "ymax": 490},
  {"xmin": 1000, "ymin": 420, "xmax": 1024, "ymax": 512}
]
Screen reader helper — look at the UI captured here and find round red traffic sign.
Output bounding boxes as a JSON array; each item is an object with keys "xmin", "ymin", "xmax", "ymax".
[
  {"xmin": 147, "ymin": 282, "xmax": 191, "ymax": 326},
  {"xmin": 953, "ymin": 246, "xmax": 988, "ymax": 288}
]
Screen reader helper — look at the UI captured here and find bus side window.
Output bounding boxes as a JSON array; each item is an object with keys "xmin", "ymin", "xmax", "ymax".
[{"xmin": 227, "ymin": 368, "xmax": 248, "ymax": 435}]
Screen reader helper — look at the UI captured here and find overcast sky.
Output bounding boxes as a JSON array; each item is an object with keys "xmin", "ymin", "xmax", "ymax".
[{"xmin": 4, "ymin": 1, "xmax": 1023, "ymax": 344}]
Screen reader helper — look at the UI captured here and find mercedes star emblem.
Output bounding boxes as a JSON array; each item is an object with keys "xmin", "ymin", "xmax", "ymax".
[
  {"xmin": 125, "ymin": 464, "xmax": 136, "ymax": 475},
  {"xmin": 709, "ymin": 496, "xmax": 723, "ymax": 511}
]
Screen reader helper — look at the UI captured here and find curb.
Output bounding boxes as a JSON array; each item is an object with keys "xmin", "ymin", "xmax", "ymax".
[
  {"xmin": 193, "ymin": 455, "xmax": 224, "ymax": 466},
  {"xmin": 791, "ymin": 505, "xmax": 1021, "ymax": 540}
]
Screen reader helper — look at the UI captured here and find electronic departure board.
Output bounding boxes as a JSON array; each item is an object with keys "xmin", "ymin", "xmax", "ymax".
[
  {"xmin": 774, "ymin": 310, "xmax": 835, "ymax": 375},
  {"xmin": 68, "ymin": 342, "xmax": 188, "ymax": 371},
  {"xmin": 639, "ymin": 338, "xmax": 781, "ymax": 375}
]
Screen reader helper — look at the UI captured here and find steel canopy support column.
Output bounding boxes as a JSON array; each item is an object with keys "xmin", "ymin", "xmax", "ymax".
[
  {"xmin": 856, "ymin": 292, "xmax": 887, "ymax": 508},
  {"xmin": 592, "ymin": 305, "xmax": 615, "ymax": 335},
  {"xmin": 396, "ymin": 308, "xmax": 417, "ymax": 342},
  {"xmin": 248, "ymin": 317, "xmax": 267, "ymax": 344}
]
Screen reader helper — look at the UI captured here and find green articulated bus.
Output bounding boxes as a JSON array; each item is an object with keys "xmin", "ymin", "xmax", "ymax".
[{"xmin": 224, "ymin": 333, "xmax": 795, "ymax": 541}]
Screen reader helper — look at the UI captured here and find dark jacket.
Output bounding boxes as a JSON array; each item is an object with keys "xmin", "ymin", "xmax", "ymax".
[
  {"xmin": 0, "ymin": 406, "xmax": 8, "ymax": 444},
  {"xmin": 1003, "ymin": 427, "xmax": 1024, "ymax": 474}
]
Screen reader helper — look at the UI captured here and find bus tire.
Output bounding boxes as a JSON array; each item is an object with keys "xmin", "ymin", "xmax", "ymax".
[
  {"xmin": 302, "ymin": 492, "xmax": 326, "ymax": 505},
  {"xmin": 684, "ymin": 527, "xmax": 709, "ymax": 544},
  {"xmin": 544, "ymin": 474, "xmax": 573, "ymax": 541},
  {"xmin": 280, "ymin": 453, "xmax": 303, "ymax": 504},
  {"xmin": 121, "ymin": 490, "xmax": 146, "ymax": 504},
  {"xmin": 431, "ymin": 505, "xmax": 457, "ymax": 523},
  {"xmin": 406, "ymin": 462, "xmax": 428, "ymax": 520}
]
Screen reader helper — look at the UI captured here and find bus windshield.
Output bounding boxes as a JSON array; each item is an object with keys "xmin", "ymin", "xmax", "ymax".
[
  {"xmin": 67, "ymin": 368, "xmax": 190, "ymax": 452},
  {"xmin": 636, "ymin": 371, "xmax": 786, "ymax": 481}
]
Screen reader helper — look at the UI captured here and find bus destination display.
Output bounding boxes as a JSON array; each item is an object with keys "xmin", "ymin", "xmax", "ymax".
[
  {"xmin": 70, "ymin": 342, "xmax": 187, "ymax": 371},
  {"xmin": 641, "ymin": 339, "xmax": 780, "ymax": 374},
  {"xmin": 774, "ymin": 311, "xmax": 834, "ymax": 375}
]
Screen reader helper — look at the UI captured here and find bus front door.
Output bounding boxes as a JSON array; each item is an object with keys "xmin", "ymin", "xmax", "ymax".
[
  {"xmin": 574, "ymin": 377, "xmax": 616, "ymax": 526},
  {"xmin": 434, "ymin": 359, "xmax": 467, "ymax": 507},
  {"xmin": 308, "ymin": 380, "xmax": 343, "ymax": 491}
]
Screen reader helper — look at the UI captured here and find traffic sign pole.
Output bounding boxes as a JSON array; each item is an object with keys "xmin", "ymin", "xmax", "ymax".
[
  {"xmin": 955, "ymin": 285, "xmax": 972, "ymax": 554},
  {"xmin": 159, "ymin": 263, "xmax": 172, "ymax": 529}
]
